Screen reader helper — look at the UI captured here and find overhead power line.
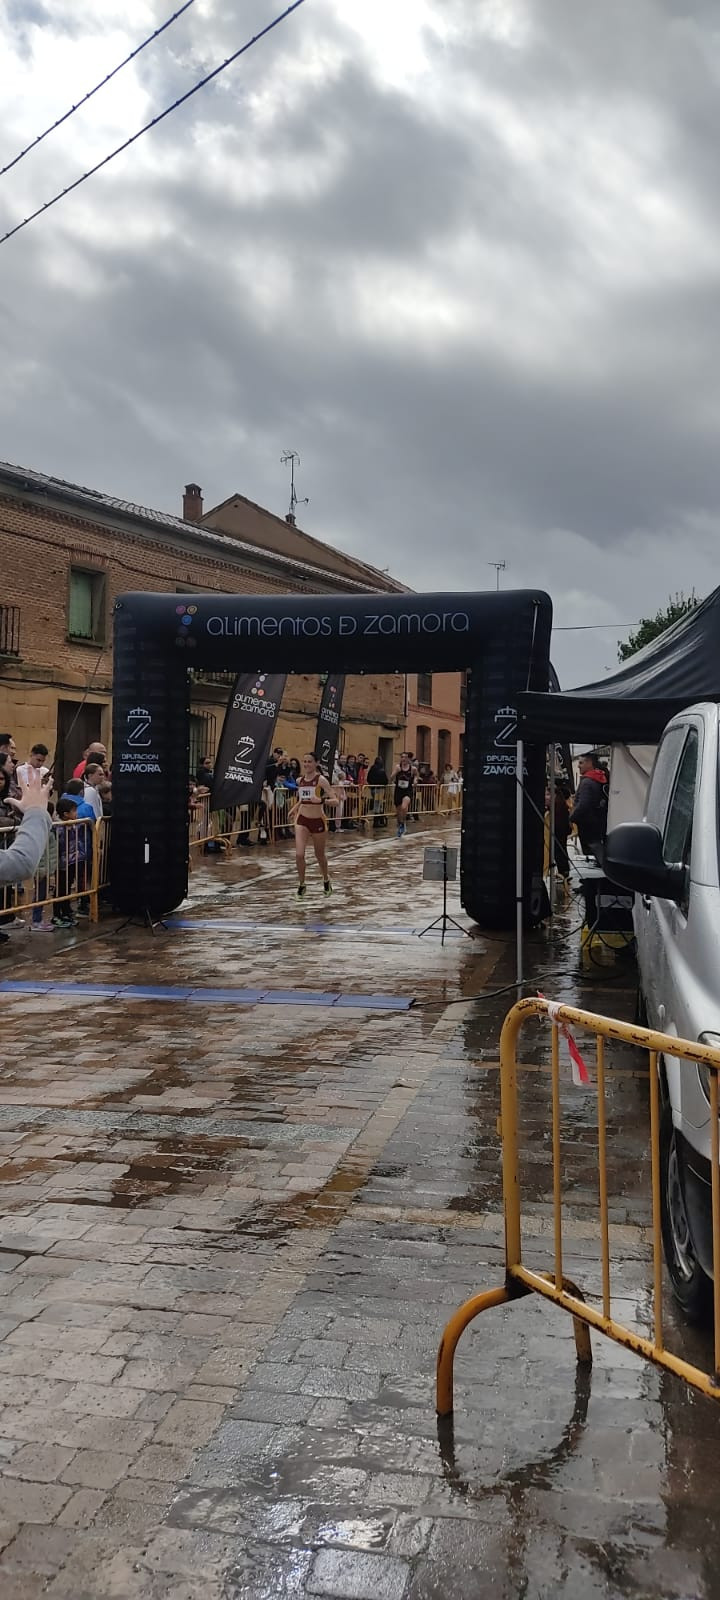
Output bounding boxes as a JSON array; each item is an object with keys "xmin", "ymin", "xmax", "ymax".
[
  {"xmin": 0, "ymin": 0, "xmax": 197, "ymax": 180},
  {"xmin": 554, "ymin": 622, "xmax": 640, "ymax": 631},
  {"xmin": 0, "ymin": 0, "xmax": 307, "ymax": 247}
]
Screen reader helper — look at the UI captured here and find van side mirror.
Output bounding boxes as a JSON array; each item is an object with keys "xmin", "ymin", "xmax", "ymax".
[{"xmin": 604, "ymin": 822, "xmax": 686, "ymax": 902}]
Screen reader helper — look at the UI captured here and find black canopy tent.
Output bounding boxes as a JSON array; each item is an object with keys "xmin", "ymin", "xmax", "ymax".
[{"xmin": 518, "ymin": 586, "xmax": 720, "ymax": 745}]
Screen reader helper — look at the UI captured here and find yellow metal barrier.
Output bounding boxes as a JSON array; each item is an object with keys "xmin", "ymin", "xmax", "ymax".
[
  {"xmin": 0, "ymin": 817, "xmax": 109, "ymax": 928},
  {"xmin": 437, "ymin": 997, "xmax": 720, "ymax": 1415},
  {"xmin": 188, "ymin": 783, "xmax": 461, "ymax": 852}
]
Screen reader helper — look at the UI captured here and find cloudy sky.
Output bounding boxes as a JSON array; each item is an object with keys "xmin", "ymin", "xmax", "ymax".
[{"xmin": 2, "ymin": 0, "xmax": 720, "ymax": 686}]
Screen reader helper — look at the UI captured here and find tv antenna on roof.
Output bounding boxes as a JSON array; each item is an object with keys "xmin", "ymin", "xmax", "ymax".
[
  {"xmin": 488, "ymin": 560, "xmax": 507, "ymax": 591},
  {"xmin": 281, "ymin": 450, "xmax": 308, "ymax": 525}
]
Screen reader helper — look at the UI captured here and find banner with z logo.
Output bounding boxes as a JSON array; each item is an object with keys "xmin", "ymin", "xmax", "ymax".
[
  {"xmin": 314, "ymin": 674, "xmax": 345, "ymax": 775},
  {"xmin": 211, "ymin": 672, "xmax": 286, "ymax": 809}
]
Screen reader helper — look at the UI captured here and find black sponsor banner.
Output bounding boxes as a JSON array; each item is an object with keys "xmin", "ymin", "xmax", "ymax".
[
  {"xmin": 314, "ymin": 674, "xmax": 345, "ymax": 775},
  {"xmin": 211, "ymin": 672, "xmax": 286, "ymax": 809}
]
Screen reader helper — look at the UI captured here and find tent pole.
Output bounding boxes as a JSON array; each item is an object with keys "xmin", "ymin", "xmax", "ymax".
[
  {"xmin": 549, "ymin": 750, "xmax": 556, "ymax": 914},
  {"xmin": 516, "ymin": 735, "xmax": 524, "ymax": 993}
]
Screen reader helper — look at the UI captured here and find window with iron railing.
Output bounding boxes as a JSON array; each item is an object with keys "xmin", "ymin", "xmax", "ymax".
[
  {"xmin": 188, "ymin": 669, "xmax": 236, "ymax": 687},
  {"xmin": 417, "ymin": 672, "xmax": 432, "ymax": 706},
  {"xmin": 0, "ymin": 605, "xmax": 20, "ymax": 656},
  {"xmin": 189, "ymin": 711, "xmax": 217, "ymax": 775}
]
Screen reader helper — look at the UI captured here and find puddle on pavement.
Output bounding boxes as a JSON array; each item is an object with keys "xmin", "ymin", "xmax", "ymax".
[
  {"xmin": 0, "ymin": 1156, "xmax": 58, "ymax": 1182},
  {"xmin": 241, "ymin": 1162, "xmax": 375, "ymax": 1243}
]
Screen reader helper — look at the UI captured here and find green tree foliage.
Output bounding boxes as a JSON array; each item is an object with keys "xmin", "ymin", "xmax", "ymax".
[{"xmin": 618, "ymin": 591, "xmax": 700, "ymax": 663}]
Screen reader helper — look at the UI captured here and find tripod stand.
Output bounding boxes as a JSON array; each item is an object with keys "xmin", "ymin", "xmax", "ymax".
[
  {"xmin": 418, "ymin": 843, "xmax": 473, "ymax": 947},
  {"xmin": 113, "ymin": 907, "xmax": 168, "ymax": 936}
]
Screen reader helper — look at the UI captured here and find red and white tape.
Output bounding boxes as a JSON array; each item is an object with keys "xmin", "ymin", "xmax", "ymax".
[{"xmin": 540, "ymin": 996, "xmax": 591, "ymax": 1087}]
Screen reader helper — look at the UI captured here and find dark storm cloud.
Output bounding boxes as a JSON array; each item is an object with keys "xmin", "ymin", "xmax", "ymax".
[{"xmin": 2, "ymin": 0, "xmax": 720, "ymax": 682}]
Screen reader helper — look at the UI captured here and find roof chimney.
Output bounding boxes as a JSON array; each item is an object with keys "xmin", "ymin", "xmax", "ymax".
[
  {"xmin": 285, "ymin": 511, "xmax": 296, "ymax": 525},
  {"xmin": 183, "ymin": 483, "xmax": 203, "ymax": 522}
]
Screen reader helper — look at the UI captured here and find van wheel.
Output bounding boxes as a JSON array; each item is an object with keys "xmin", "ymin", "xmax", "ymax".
[{"xmin": 660, "ymin": 1104, "xmax": 712, "ymax": 1324}]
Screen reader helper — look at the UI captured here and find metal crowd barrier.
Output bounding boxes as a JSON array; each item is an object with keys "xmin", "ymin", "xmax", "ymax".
[
  {"xmin": 188, "ymin": 782, "xmax": 462, "ymax": 853},
  {"xmin": 0, "ymin": 817, "xmax": 110, "ymax": 927},
  {"xmin": 437, "ymin": 997, "xmax": 720, "ymax": 1415}
]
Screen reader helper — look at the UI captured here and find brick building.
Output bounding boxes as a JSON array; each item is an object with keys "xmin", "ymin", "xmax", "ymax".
[
  {"xmin": 407, "ymin": 671, "xmax": 466, "ymax": 773},
  {"xmin": 0, "ymin": 461, "xmax": 407, "ymax": 784}
]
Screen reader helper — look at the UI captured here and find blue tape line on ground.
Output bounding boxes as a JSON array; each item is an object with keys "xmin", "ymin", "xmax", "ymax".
[{"xmin": 0, "ymin": 980, "xmax": 412, "ymax": 1011}]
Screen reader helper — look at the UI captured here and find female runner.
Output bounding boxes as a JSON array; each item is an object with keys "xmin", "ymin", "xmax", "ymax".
[
  {"xmin": 391, "ymin": 753, "xmax": 415, "ymax": 837},
  {"xmin": 292, "ymin": 752, "xmax": 335, "ymax": 898}
]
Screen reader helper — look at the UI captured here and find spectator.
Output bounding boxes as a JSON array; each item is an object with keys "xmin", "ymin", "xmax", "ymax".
[
  {"xmin": 61, "ymin": 778, "xmax": 96, "ymax": 822},
  {"xmin": 98, "ymin": 780, "xmax": 113, "ymax": 818},
  {"xmin": 417, "ymin": 762, "xmax": 436, "ymax": 812},
  {"xmin": 440, "ymin": 763, "xmax": 460, "ymax": 813},
  {"xmin": 82, "ymin": 763, "xmax": 105, "ymax": 822},
  {"xmin": 54, "ymin": 797, "xmax": 86, "ymax": 926},
  {"xmin": 0, "ymin": 734, "xmax": 20, "ymax": 800},
  {"xmin": 546, "ymin": 782, "xmax": 571, "ymax": 880},
  {"xmin": 570, "ymin": 751, "xmax": 608, "ymax": 857},
  {"xmin": 0, "ymin": 752, "xmax": 14, "ymax": 813},
  {"xmin": 195, "ymin": 754, "xmax": 214, "ymax": 788},
  {"xmin": 60, "ymin": 781, "xmax": 95, "ymax": 916},
  {"xmin": 273, "ymin": 767, "xmax": 295, "ymax": 841},
  {"xmin": 17, "ymin": 743, "xmax": 50, "ymax": 785},
  {"xmin": 341, "ymin": 755, "xmax": 358, "ymax": 829},
  {"xmin": 367, "ymin": 753, "xmax": 389, "ymax": 829},
  {"xmin": 327, "ymin": 756, "xmax": 346, "ymax": 832},
  {"xmin": 72, "ymin": 742, "xmax": 107, "ymax": 780},
  {"xmin": 391, "ymin": 753, "xmax": 415, "ymax": 837}
]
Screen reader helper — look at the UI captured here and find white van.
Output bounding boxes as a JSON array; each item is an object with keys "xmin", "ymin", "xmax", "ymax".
[{"xmin": 605, "ymin": 702, "xmax": 720, "ymax": 1321}]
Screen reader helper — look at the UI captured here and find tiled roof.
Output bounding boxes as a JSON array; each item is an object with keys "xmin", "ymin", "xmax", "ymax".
[{"xmin": 0, "ymin": 460, "xmax": 399, "ymax": 594}]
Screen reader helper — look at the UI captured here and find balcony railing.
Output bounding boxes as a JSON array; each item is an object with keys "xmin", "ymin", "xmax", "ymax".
[
  {"xmin": 0, "ymin": 605, "xmax": 20, "ymax": 657},
  {"xmin": 188, "ymin": 668, "xmax": 236, "ymax": 688}
]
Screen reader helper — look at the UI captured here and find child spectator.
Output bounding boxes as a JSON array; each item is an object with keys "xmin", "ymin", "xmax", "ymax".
[{"xmin": 54, "ymin": 796, "xmax": 88, "ymax": 926}]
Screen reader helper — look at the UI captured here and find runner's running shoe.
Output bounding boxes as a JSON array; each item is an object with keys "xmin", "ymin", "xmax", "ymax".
[
  {"xmin": 296, "ymin": 884, "xmax": 307, "ymax": 899},
  {"xmin": 324, "ymin": 880, "xmax": 333, "ymax": 896}
]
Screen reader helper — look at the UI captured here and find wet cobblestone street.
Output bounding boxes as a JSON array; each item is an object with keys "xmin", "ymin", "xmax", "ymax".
[{"xmin": 0, "ymin": 819, "xmax": 718, "ymax": 1598}]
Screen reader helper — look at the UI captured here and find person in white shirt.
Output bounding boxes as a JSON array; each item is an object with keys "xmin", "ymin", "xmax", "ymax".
[
  {"xmin": 82, "ymin": 762, "xmax": 105, "ymax": 822},
  {"xmin": 15, "ymin": 742, "xmax": 50, "ymax": 786}
]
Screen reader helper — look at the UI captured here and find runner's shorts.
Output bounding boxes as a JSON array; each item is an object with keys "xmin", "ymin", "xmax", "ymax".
[{"xmin": 296, "ymin": 813, "xmax": 326, "ymax": 835}]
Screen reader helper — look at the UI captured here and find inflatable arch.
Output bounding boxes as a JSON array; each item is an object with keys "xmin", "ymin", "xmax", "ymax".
[{"xmin": 111, "ymin": 589, "xmax": 552, "ymax": 926}]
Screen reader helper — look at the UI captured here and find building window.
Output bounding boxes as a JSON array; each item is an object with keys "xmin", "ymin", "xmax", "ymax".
[
  {"xmin": 416, "ymin": 725, "xmax": 431, "ymax": 764},
  {"xmin": 417, "ymin": 672, "xmax": 432, "ymax": 706},
  {"xmin": 438, "ymin": 729, "xmax": 452, "ymax": 771},
  {"xmin": 68, "ymin": 568, "xmax": 106, "ymax": 641},
  {"xmin": 189, "ymin": 711, "xmax": 217, "ymax": 778}
]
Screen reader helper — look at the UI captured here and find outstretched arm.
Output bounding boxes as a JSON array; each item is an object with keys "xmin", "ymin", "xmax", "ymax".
[{"xmin": 0, "ymin": 812, "xmax": 51, "ymax": 884}]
